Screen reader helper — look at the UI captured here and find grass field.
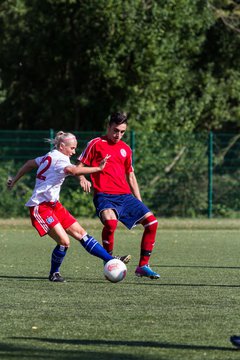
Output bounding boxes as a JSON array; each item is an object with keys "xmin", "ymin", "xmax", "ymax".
[{"xmin": 1, "ymin": 218, "xmax": 240, "ymax": 360}]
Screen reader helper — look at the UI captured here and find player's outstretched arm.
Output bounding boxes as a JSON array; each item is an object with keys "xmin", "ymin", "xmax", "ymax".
[
  {"xmin": 72, "ymin": 161, "xmax": 92, "ymax": 193},
  {"xmin": 65, "ymin": 155, "xmax": 110, "ymax": 177},
  {"xmin": 7, "ymin": 159, "xmax": 38, "ymax": 189}
]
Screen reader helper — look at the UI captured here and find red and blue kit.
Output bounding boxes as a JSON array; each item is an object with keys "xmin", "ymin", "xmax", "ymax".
[
  {"xmin": 79, "ymin": 136, "xmax": 151, "ymax": 229},
  {"xmin": 78, "ymin": 136, "xmax": 134, "ymax": 195}
]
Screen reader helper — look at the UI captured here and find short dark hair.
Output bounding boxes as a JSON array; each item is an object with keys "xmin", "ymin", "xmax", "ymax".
[{"xmin": 109, "ymin": 112, "xmax": 128, "ymax": 126}]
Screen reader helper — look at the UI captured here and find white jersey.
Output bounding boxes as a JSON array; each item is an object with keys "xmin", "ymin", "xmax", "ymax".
[{"xmin": 25, "ymin": 149, "xmax": 71, "ymax": 207}]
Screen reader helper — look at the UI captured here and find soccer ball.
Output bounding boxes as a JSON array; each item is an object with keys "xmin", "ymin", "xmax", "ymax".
[{"xmin": 104, "ymin": 259, "xmax": 127, "ymax": 283}]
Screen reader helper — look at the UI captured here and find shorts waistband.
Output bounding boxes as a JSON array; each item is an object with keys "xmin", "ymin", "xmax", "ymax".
[{"xmin": 41, "ymin": 201, "xmax": 58, "ymax": 207}]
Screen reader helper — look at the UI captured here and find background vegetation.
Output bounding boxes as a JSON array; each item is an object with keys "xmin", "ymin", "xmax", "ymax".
[
  {"xmin": 1, "ymin": 1, "xmax": 240, "ymax": 218},
  {"xmin": 1, "ymin": 130, "xmax": 240, "ymax": 218},
  {"xmin": 1, "ymin": 0, "xmax": 240, "ymax": 133}
]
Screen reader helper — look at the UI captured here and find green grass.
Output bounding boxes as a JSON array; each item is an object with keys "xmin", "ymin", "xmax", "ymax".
[{"xmin": 1, "ymin": 218, "xmax": 240, "ymax": 359}]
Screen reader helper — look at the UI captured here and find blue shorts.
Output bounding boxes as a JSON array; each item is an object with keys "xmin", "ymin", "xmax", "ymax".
[{"xmin": 93, "ymin": 193, "xmax": 151, "ymax": 229}]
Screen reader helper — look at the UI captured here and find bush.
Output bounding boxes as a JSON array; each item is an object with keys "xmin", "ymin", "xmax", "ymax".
[
  {"xmin": 0, "ymin": 162, "xmax": 32, "ymax": 217},
  {"xmin": 60, "ymin": 178, "xmax": 96, "ymax": 218}
]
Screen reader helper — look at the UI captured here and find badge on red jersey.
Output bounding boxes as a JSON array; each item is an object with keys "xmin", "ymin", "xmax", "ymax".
[{"xmin": 120, "ymin": 149, "xmax": 127, "ymax": 157}]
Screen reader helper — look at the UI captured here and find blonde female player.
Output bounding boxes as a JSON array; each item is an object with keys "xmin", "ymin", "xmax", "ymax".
[{"xmin": 7, "ymin": 131, "xmax": 114, "ymax": 282}]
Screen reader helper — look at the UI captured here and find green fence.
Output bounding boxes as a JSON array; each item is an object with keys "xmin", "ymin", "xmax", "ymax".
[
  {"xmin": 1, "ymin": 130, "xmax": 240, "ymax": 218},
  {"xmin": 0, "ymin": 129, "xmax": 105, "ymax": 160}
]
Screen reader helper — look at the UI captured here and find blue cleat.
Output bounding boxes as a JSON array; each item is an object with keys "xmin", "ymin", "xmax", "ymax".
[
  {"xmin": 135, "ymin": 265, "xmax": 160, "ymax": 279},
  {"xmin": 230, "ymin": 335, "xmax": 240, "ymax": 349}
]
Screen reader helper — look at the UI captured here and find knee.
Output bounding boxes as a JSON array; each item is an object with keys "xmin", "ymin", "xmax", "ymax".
[
  {"xmin": 58, "ymin": 238, "xmax": 70, "ymax": 248},
  {"xmin": 104, "ymin": 219, "xmax": 118, "ymax": 233},
  {"xmin": 66, "ymin": 223, "xmax": 86, "ymax": 242},
  {"xmin": 142, "ymin": 215, "xmax": 158, "ymax": 232}
]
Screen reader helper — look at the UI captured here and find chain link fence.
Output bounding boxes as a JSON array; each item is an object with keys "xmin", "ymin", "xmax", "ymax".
[{"xmin": 0, "ymin": 130, "xmax": 239, "ymax": 218}]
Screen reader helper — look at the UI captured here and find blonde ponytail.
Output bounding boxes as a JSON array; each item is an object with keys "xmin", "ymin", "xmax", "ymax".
[{"xmin": 45, "ymin": 131, "xmax": 76, "ymax": 149}]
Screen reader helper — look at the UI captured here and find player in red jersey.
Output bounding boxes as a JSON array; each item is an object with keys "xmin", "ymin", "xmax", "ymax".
[
  {"xmin": 77, "ymin": 112, "xmax": 160, "ymax": 279},
  {"xmin": 7, "ymin": 131, "xmax": 115, "ymax": 282}
]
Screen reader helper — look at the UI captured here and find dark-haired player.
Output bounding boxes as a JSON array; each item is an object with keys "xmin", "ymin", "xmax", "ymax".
[{"xmin": 77, "ymin": 112, "xmax": 160, "ymax": 279}]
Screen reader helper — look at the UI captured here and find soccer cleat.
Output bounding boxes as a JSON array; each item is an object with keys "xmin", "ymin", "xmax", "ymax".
[
  {"xmin": 230, "ymin": 335, "xmax": 240, "ymax": 349},
  {"xmin": 48, "ymin": 272, "xmax": 65, "ymax": 282},
  {"xmin": 104, "ymin": 254, "xmax": 131, "ymax": 266},
  {"xmin": 114, "ymin": 254, "xmax": 131, "ymax": 264},
  {"xmin": 135, "ymin": 265, "xmax": 160, "ymax": 279}
]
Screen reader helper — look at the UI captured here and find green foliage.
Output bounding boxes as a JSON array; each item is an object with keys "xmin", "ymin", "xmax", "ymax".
[
  {"xmin": 134, "ymin": 131, "xmax": 209, "ymax": 217},
  {"xmin": 1, "ymin": 0, "xmax": 240, "ymax": 132},
  {"xmin": 60, "ymin": 179, "xmax": 96, "ymax": 218},
  {"xmin": 212, "ymin": 171, "xmax": 240, "ymax": 217},
  {"xmin": 0, "ymin": 162, "xmax": 32, "ymax": 217}
]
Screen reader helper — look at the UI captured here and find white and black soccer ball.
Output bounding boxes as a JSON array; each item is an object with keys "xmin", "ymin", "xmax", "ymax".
[{"xmin": 104, "ymin": 259, "xmax": 127, "ymax": 283}]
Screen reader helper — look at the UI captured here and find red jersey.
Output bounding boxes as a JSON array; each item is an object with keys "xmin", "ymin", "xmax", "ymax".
[{"xmin": 78, "ymin": 136, "xmax": 134, "ymax": 194}]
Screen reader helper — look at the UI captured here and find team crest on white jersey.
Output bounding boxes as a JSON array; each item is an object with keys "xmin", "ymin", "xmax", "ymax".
[{"xmin": 120, "ymin": 149, "xmax": 127, "ymax": 157}]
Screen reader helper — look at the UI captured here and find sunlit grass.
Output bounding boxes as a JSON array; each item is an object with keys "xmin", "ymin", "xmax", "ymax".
[{"xmin": 0, "ymin": 218, "xmax": 240, "ymax": 360}]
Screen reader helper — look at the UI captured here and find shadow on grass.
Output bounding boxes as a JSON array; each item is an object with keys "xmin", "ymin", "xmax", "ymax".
[
  {"xmin": 136, "ymin": 283, "xmax": 240, "ymax": 288},
  {"xmin": 0, "ymin": 275, "xmax": 102, "ymax": 283},
  {"xmin": 7, "ymin": 337, "xmax": 236, "ymax": 353},
  {"xmin": 0, "ymin": 275, "xmax": 47, "ymax": 281},
  {"xmin": 0, "ymin": 340, "xmax": 133, "ymax": 360},
  {"xmin": 1, "ymin": 275, "xmax": 240, "ymax": 288},
  {"xmin": 159, "ymin": 265, "xmax": 240, "ymax": 270}
]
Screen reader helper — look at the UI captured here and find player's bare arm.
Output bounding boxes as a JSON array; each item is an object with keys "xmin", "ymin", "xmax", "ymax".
[
  {"xmin": 79, "ymin": 175, "xmax": 92, "ymax": 193},
  {"xmin": 7, "ymin": 159, "xmax": 38, "ymax": 189},
  {"xmin": 74, "ymin": 161, "xmax": 92, "ymax": 193},
  {"xmin": 65, "ymin": 155, "xmax": 110, "ymax": 177},
  {"xmin": 126, "ymin": 172, "xmax": 142, "ymax": 201}
]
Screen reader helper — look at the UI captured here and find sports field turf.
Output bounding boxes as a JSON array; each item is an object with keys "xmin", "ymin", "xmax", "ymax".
[{"xmin": 0, "ymin": 218, "xmax": 240, "ymax": 360}]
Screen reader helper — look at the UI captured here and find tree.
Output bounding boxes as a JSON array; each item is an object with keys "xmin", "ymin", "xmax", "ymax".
[{"xmin": 0, "ymin": 0, "xmax": 240, "ymax": 132}]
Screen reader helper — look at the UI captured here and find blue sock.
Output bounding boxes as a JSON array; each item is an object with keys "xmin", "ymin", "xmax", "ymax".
[
  {"xmin": 50, "ymin": 245, "xmax": 68, "ymax": 274},
  {"xmin": 80, "ymin": 235, "xmax": 113, "ymax": 263}
]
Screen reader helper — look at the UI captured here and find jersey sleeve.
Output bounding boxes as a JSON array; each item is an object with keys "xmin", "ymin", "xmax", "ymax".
[
  {"xmin": 34, "ymin": 155, "xmax": 44, "ymax": 167},
  {"xmin": 125, "ymin": 147, "xmax": 134, "ymax": 174},
  {"xmin": 78, "ymin": 139, "xmax": 97, "ymax": 166},
  {"xmin": 55, "ymin": 158, "xmax": 71, "ymax": 173}
]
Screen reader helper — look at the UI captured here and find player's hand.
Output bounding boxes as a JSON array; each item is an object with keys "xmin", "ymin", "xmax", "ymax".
[
  {"xmin": 80, "ymin": 177, "xmax": 92, "ymax": 193},
  {"xmin": 99, "ymin": 154, "xmax": 111, "ymax": 170}
]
